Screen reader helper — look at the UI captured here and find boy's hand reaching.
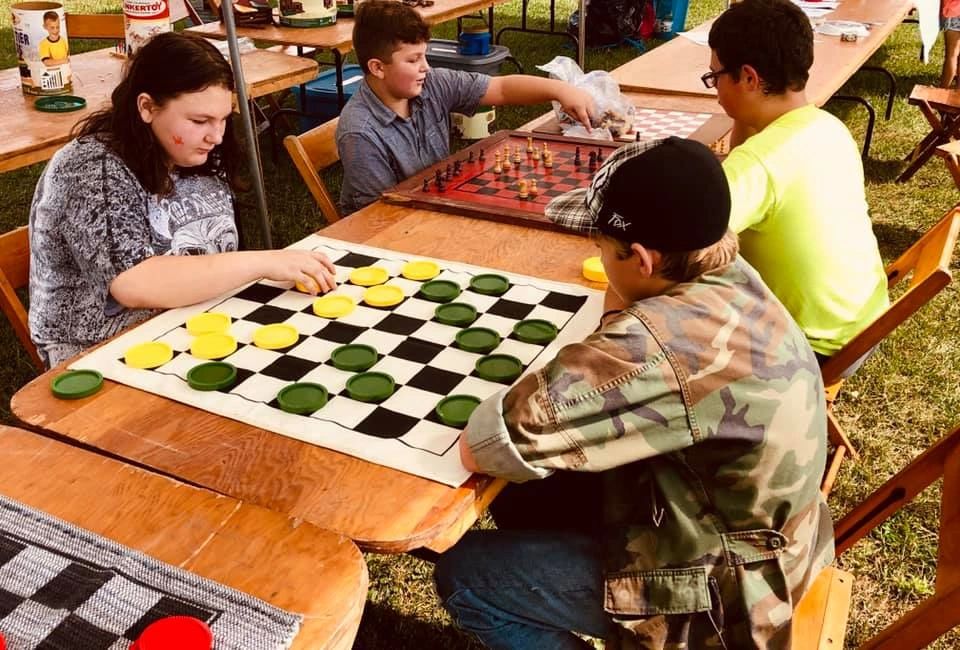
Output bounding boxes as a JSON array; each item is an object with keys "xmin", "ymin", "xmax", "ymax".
[{"xmin": 557, "ymin": 85, "xmax": 596, "ymax": 132}]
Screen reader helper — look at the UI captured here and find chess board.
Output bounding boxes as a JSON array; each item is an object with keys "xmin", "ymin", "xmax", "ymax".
[
  {"xmin": 0, "ymin": 495, "xmax": 300, "ymax": 650},
  {"xmin": 382, "ymin": 131, "xmax": 622, "ymax": 232},
  {"xmin": 532, "ymin": 107, "xmax": 733, "ymax": 147},
  {"xmin": 73, "ymin": 236, "xmax": 604, "ymax": 487}
]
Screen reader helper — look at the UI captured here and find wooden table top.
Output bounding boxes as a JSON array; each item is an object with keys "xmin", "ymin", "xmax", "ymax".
[
  {"xmin": 610, "ymin": 0, "xmax": 914, "ymax": 105},
  {"xmin": 0, "ymin": 425, "xmax": 367, "ymax": 650},
  {"xmin": 0, "ymin": 47, "xmax": 318, "ymax": 174},
  {"xmin": 188, "ymin": 0, "xmax": 508, "ymax": 54},
  {"xmin": 11, "ymin": 205, "xmax": 603, "ymax": 554}
]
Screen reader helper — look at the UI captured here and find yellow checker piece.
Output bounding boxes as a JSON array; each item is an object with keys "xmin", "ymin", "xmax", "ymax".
[
  {"xmin": 401, "ymin": 260, "xmax": 440, "ymax": 281},
  {"xmin": 313, "ymin": 294, "xmax": 356, "ymax": 318},
  {"xmin": 253, "ymin": 323, "xmax": 299, "ymax": 350},
  {"xmin": 124, "ymin": 341, "xmax": 173, "ymax": 369},
  {"xmin": 349, "ymin": 266, "xmax": 389, "ymax": 286},
  {"xmin": 186, "ymin": 312, "xmax": 231, "ymax": 336},
  {"xmin": 363, "ymin": 284, "xmax": 404, "ymax": 307},
  {"xmin": 190, "ymin": 333, "xmax": 238, "ymax": 360}
]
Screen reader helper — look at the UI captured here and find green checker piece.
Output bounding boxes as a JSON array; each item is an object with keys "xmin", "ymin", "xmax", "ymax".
[
  {"xmin": 456, "ymin": 327, "xmax": 501, "ymax": 354},
  {"xmin": 435, "ymin": 394, "xmax": 482, "ymax": 428},
  {"xmin": 470, "ymin": 273, "xmax": 510, "ymax": 296},
  {"xmin": 513, "ymin": 319, "xmax": 558, "ymax": 345},
  {"xmin": 346, "ymin": 371, "xmax": 395, "ymax": 403},
  {"xmin": 277, "ymin": 382, "xmax": 329, "ymax": 414},
  {"xmin": 420, "ymin": 279, "xmax": 461, "ymax": 303},
  {"xmin": 51, "ymin": 369, "xmax": 103, "ymax": 400},
  {"xmin": 475, "ymin": 354, "xmax": 523, "ymax": 384},
  {"xmin": 435, "ymin": 302, "xmax": 478, "ymax": 327},
  {"xmin": 35, "ymin": 95, "xmax": 87, "ymax": 113},
  {"xmin": 331, "ymin": 344, "xmax": 378, "ymax": 372},
  {"xmin": 187, "ymin": 362, "xmax": 237, "ymax": 391}
]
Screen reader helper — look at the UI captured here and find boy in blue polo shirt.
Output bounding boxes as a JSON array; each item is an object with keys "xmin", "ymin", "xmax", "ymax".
[{"xmin": 336, "ymin": 0, "xmax": 596, "ymax": 215}]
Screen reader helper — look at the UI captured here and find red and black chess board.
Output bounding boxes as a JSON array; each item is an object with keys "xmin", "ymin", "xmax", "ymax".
[{"xmin": 381, "ymin": 131, "xmax": 622, "ymax": 233}]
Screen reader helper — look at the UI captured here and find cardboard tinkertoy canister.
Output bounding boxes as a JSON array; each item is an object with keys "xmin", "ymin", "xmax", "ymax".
[
  {"xmin": 123, "ymin": 0, "xmax": 171, "ymax": 55},
  {"xmin": 11, "ymin": 1, "xmax": 72, "ymax": 96}
]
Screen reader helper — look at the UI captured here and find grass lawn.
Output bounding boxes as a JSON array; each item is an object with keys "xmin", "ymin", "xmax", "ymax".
[{"xmin": 1, "ymin": 0, "xmax": 959, "ymax": 647}]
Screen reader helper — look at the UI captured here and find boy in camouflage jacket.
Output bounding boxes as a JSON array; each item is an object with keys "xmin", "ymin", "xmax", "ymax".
[{"xmin": 435, "ymin": 138, "xmax": 834, "ymax": 649}]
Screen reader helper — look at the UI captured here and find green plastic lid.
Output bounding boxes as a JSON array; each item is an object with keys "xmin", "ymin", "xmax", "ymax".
[
  {"xmin": 455, "ymin": 327, "xmax": 501, "ymax": 353},
  {"xmin": 330, "ymin": 344, "xmax": 378, "ymax": 372},
  {"xmin": 435, "ymin": 302, "xmax": 478, "ymax": 326},
  {"xmin": 470, "ymin": 273, "xmax": 510, "ymax": 296},
  {"xmin": 187, "ymin": 362, "xmax": 237, "ymax": 391},
  {"xmin": 346, "ymin": 371, "xmax": 395, "ymax": 402},
  {"xmin": 513, "ymin": 319, "xmax": 558, "ymax": 345},
  {"xmin": 435, "ymin": 394, "xmax": 482, "ymax": 427},
  {"xmin": 277, "ymin": 382, "xmax": 328, "ymax": 414},
  {"xmin": 35, "ymin": 95, "xmax": 86, "ymax": 113},
  {"xmin": 475, "ymin": 354, "xmax": 523, "ymax": 383},
  {"xmin": 51, "ymin": 369, "xmax": 103, "ymax": 400},
  {"xmin": 420, "ymin": 279, "xmax": 462, "ymax": 303}
]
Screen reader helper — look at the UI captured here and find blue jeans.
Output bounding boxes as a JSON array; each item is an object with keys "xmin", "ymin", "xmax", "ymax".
[{"xmin": 434, "ymin": 529, "xmax": 617, "ymax": 649}]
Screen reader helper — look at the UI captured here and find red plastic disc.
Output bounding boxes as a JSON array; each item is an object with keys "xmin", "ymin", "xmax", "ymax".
[{"xmin": 131, "ymin": 616, "xmax": 213, "ymax": 650}]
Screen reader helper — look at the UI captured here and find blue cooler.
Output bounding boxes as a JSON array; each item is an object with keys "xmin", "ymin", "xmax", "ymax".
[
  {"xmin": 291, "ymin": 64, "xmax": 365, "ymax": 131},
  {"xmin": 425, "ymin": 39, "xmax": 512, "ymax": 76}
]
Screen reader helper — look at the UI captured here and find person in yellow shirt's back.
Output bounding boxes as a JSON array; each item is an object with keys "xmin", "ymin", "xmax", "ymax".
[
  {"xmin": 706, "ymin": 0, "xmax": 888, "ymax": 372},
  {"xmin": 39, "ymin": 11, "xmax": 69, "ymax": 66}
]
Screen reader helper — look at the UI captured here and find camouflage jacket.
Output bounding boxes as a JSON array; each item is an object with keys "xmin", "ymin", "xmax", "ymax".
[{"xmin": 465, "ymin": 258, "xmax": 835, "ymax": 649}]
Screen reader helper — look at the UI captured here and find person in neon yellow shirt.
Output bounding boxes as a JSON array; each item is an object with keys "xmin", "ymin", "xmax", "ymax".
[
  {"xmin": 706, "ymin": 0, "xmax": 889, "ymax": 365},
  {"xmin": 39, "ymin": 12, "xmax": 69, "ymax": 66}
]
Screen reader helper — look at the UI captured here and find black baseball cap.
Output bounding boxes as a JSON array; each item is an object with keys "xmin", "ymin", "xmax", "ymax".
[{"xmin": 545, "ymin": 137, "xmax": 731, "ymax": 252}]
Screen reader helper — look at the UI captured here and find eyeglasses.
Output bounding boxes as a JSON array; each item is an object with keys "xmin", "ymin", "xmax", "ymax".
[{"xmin": 701, "ymin": 69, "xmax": 729, "ymax": 89}]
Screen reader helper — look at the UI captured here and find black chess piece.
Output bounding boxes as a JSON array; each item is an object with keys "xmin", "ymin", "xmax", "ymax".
[
  {"xmin": 635, "ymin": 131, "xmax": 641, "ymax": 142},
  {"xmin": 446, "ymin": 164, "xmax": 452, "ymax": 181},
  {"xmin": 468, "ymin": 150, "xmax": 475, "ymax": 163},
  {"xmin": 435, "ymin": 170, "xmax": 442, "ymax": 187},
  {"xmin": 454, "ymin": 160, "xmax": 462, "ymax": 175},
  {"xmin": 574, "ymin": 146, "xmax": 582, "ymax": 166},
  {"xmin": 596, "ymin": 147, "xmax": 604, "ymax": 163},
  {"xmin": 437, "ymin": 180, "xmax": 447, "ymax": 192},
  {"xmin": 479, "ymin": 149, "xmax": 486, "ymax": 162},
  {"xmin": 422, "ymin": 178, "xmax": 430, "ymax": 192},
  {"xmin": 588, "ymin": 151, "xmax": 597, "ymax": 172}
]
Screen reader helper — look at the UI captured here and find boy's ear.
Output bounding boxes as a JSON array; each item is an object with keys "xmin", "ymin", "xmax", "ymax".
[
  {"xmin": 629, "ymin": 242, "xmax": 658, "ymax": 278},
  {"xmin": 739, "ymin": 64, "xmax": 762, "ymax": 91},
  {"xmin": 367, "ymin": 57, "xmax": 387, "ymax": 79}
]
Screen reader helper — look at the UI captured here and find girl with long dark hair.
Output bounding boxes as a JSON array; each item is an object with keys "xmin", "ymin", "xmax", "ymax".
[{"xmin": 28, "ymin": 32, "xmax": 335, "ymax": 368}]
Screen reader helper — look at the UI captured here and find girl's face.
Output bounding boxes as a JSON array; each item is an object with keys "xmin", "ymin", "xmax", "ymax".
[{"xmin": 138, "ymin": 85, "xmax": 233, "ymax": 169}]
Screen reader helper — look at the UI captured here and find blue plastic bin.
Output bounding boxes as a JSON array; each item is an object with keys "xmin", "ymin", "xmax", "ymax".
[
  {"xmin": 291, "ymin": 64, "xmax": 365, "ymax": 132},
  {"xmin": 425, "ymin": 39, "xmax": 512, "ymax": 75},
  {"xmin": 655, "ymin": 0, "xmax": 689, "ymax": 39}
]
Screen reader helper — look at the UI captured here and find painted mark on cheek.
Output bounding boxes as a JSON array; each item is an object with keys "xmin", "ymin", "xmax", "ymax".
[{"xmin": 173, "ymin": 135, "xmax": 184, "ymax": 145}]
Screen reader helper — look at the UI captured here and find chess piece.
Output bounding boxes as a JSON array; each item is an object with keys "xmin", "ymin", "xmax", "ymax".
[
  {"xmin": 527, "ymin": 136, "xmax": 534, "ymax": 153},
  {"xmin": 542, "ymin": 142, "xmax": 550, "ymax": 157},
  {"xmin": 518, "ymin": 179, "xmax": 528, "ymax": 199},
  {"xmin": 493, "ymin": 152, "xmax": 503, "ymax": 174},
  {"xmin": 596, "ymin": 147, "xmax": 604, "ymax": 163},
  {"xmin": 479, "ymin": 149, "xmax": 485, "ymax": 163},
  {"xmin": 502, "ymin": 154, "xmax": 512, "ymax": 172},
  {"xmin": 453, "ymin": 160, "xmax": 461, "ymax": 176},
  {"xmin": 529, "ymin": 179, "xmax": 538, "ymax": 196},
  {"xmin": 437, "ymin": 179, "xmax": 447, "ymax": 192},
  {"xmin": 588, "ymin": 151, "xmax": 597, "ymax": 172},
  {"xmin": 636, "ymin": 131, "xmax": 642, "ymax": 142},
  {"xmin": 513, "ymin": 145, "xmax": 522, "ymax": 165},
  {"xmin": 434, "ymin": 170, "xmax": 442, "ymax": 187},
  {"xmin": 503, "ymin": 145, "xmax": 510, "ymax": 162},
  {"xmin": 422, "ymin": 178, "xmax": 430, "ymax": 192},
  {"xmin": 445, "ymin": 164, "xmax": 452, "ymax": 181},
  {"xmin": 468, "ymin": 150, "xmax": 475, "ymax": 163},
  {"xmin": 544, "ymin": 152, "xmax": 553, "ymax": 169},
  {"xmin": 574, "ymin": 146, "xmax": 581, "ymax": 166},
  {"xmin": 533, "ymin": 145, "xmax": 542, "ymax": 161}
]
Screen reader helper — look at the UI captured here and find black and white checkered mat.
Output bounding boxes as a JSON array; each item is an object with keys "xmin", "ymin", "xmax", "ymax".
[{"xmin": 0, "ymin": 495, "xmax": 301, "ymax": 649}]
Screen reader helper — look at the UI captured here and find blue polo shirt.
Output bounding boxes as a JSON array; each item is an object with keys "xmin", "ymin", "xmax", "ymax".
[{"xmin": 336, "ymin": 67, "xmax": 490, "ymax": 215}]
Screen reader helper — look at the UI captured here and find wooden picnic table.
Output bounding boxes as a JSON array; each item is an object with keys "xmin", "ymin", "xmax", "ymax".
[
  {"xmin": 0, "ymin": 424, "xmax": 367, "ymax": 649},
  {"xmin": 11, "ymin": 204, "xmax": 603, "ymax": 555},
  {"xmin": 610, "ymin": 0, "xmax": 914, "ymax": 106},
  {"xmin": 0, "ymin": 47, "xmax": 319, "ymax": 174}
]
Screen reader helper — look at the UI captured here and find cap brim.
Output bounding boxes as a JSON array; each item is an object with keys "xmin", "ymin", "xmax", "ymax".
[{"xmin": 544, "ymin": 188, "xmax": 596, "ymax": 234}]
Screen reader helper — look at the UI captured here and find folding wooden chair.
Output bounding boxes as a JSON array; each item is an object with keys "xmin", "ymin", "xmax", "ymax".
[
  {"xmin": 935, "ymin": 139, "xmax": 960, "ymax": 191},
  {"xmin": 283, "ymin": 117, "xmax": 342, "ymax": 225},
  {"xmin": 0, "ymin": 227, "xmax": 43, "ymax": 371},
  {"xmin": 792, "ymin": 420, "xmax": 960, "ymax": 649},
  {"xmin": 818, "ymin": 207, "xmax": 960, "ymax": 494},
  {"xmin": 897, "ymin": 85, "xmax": 960, "ymax": 183}
]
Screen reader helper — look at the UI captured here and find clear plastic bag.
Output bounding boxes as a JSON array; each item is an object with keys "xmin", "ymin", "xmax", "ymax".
[{"xmin": 537, "ymin": 56, "xmax": 636, "ymax": 139}]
